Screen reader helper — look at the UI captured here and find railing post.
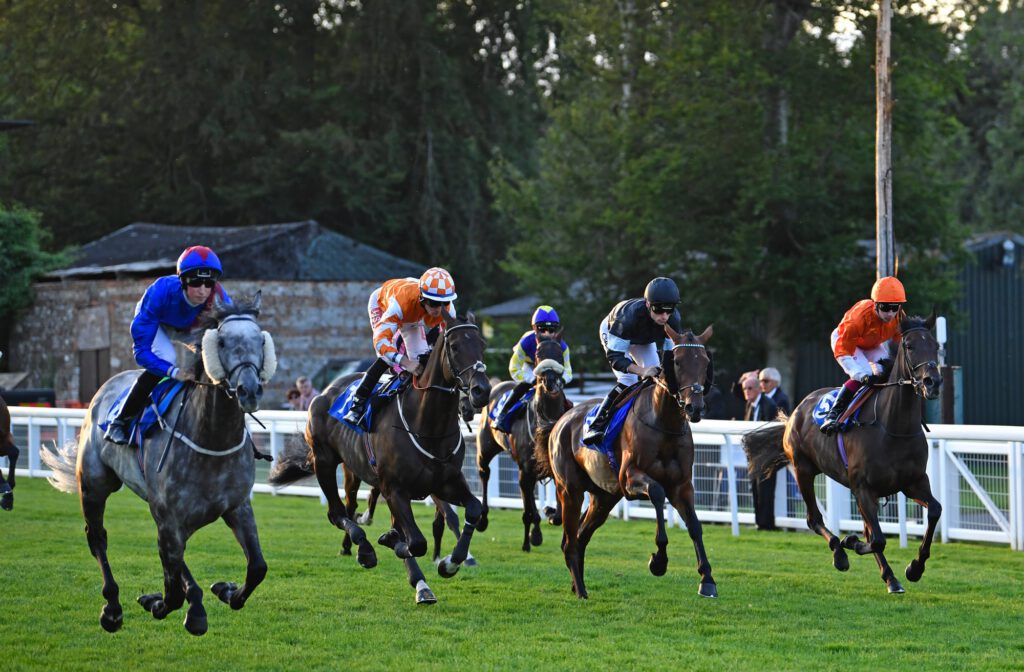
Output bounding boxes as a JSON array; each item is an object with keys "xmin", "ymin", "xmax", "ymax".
[
  {"xmin": 826, "ymin": 476, "xmax": 844, "ymax": 535},
  {"xmin": 28, "ymin": 421, "xmax": 41, "ymax": 476},
  {"xmin": 897, "ymin": 492, "xmax": 908, "ymax": 548},
  {"xmin": 724, "ymin": 433, "xmax": 739, "ymax": 536}
]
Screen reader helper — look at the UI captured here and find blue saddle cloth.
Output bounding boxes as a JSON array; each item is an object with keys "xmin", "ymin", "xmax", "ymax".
[
  {"xmin": 489, "ymin": 388, "xmax": 535, "ymax": 433},
  {"xmin": 579, "ymin": 395, "xmax": 638, "ymax": 471},
  {"xmin": 100, "ymin": 379, "xmax": 186, "ymax": 450},
  {"xmin": 328, "ymin": 375, "xmax": 405, "ymax": 433},
  {"xmin": 811, "ymin": 387, "xmax": 870, "ymax": 430}
]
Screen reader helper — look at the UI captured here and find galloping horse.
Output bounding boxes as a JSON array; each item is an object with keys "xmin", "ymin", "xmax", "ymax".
[
  {"xmin": 270, "ymin": 313, "xmax": 490, "ymax": 604},
  {"xmin": 43, "ymin": 294, "xmax": 276, "ymax": 634},
  {"xmin": 538, "ymin": 325, "xmax": 717, "ymax": 599},
  {"xmin": 476, "ymin": 338, "xmax": 570, "ymax": 550},
  {"xmin": 743, "ymin": 314, "xmax": 942, "ymax": 594},
  {"xmin": 0, "ymin": 394, "xmax": 19, "ymax": 511}
]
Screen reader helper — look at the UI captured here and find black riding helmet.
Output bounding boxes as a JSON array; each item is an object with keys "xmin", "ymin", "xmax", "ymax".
[{"xmin": 644, "ymin": 277, "xmax": 680, "ymax": 305}]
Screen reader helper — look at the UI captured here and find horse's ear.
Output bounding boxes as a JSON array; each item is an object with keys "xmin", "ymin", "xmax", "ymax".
[
  {"xmin": 465, "ymin": 310, "xmax": 476, "ymax": 325},
  {"xmin": 926, "ymin": 307, "xmax": 936, "ymax": 330},
  {"xmin": 251, "ymin": 290, "xmax": 262, "ymax": 315},
  {"xmin": 698, "ymin": 324, "xmax": 714, "ymax": 344},
  {"xmin": 213, "ymin": 292, "xmax": 228, "ymax": 313},
  {"xmin": 664, "ymin": 323, "xmax": 681, "ymax": 343}
]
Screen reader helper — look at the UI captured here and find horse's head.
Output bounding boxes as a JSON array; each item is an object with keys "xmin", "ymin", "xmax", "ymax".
[
  {"xmin": 200, "ymin": 291, "xmax": 278, "ymax": 413},
  {"xmin": 664, "ymin": 324, "xmax": 713, "ymax": 423},
  {"xmin": 533, "ymin": 339, "xmax": 566, "ymax": 399},
  {"xmin": 440, "ymin": 313, "xmax": 490, "ymax": 409},
  {"xmin": 898, "ymin": 312, "xmax": 942, "ymax": 400}
]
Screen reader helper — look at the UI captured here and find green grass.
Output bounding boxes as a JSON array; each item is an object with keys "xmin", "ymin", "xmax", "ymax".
[{"xmin": 2, "ymin": 478, "xmax": 1023, "ymax": 671}]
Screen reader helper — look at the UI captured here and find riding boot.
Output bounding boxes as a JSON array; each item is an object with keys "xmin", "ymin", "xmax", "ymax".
[
  {"xmin": 581, "ymin": 383, "xmax": 627, "ymax": 446},
  {"xmin": 343, "ymin": 357, "xmax": 391, "ymax": 426},
  {"xmin": 104, "ymin": 371, "xmax": 162, "ymax": 445},
  {"xmin": 819, "ymin": 383, "xmax": 858, "ymax": 436},
  {"xmin": 494, "ymin": 381, "xmax": 532, "ymax": 433}
]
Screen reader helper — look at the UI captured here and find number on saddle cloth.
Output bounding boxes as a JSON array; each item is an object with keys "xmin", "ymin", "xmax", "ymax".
[
  {"xmin": 100, "ymin": 379, "xmax": 187, "ymax": 450},
  {"xmin": 579, "ymin": 380, "xmax": 649, "ymax": 470},
  {"xmin": 330, "ymin": 374, "xmax": 408, "ymax": 433},
  {"xmin": 488, "ymin": 388, "xmax": 535, "ymax": 433},
  {"xmin": 811, "ymin": 386, "xmax": 872, "ymax": 429}
]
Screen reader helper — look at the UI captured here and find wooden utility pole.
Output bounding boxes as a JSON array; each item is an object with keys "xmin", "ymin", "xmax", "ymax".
[{"xmin": 876, "ymin": 0, "xmax": 895, "ymax": 279}]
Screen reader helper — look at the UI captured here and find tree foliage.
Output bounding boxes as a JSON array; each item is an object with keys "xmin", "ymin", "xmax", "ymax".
[{"xmin": 0, "ymin": 204, "xmax": 68, "ymax": 323}]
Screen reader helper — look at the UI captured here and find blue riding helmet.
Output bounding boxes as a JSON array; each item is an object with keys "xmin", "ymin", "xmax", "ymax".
[
  {"xmin": 176, "ymin": 246, "xmax": 223, "ymax": 279},
  {"xmin": 532, "ymin": 305, "xmax": 560, "ymax": 329}
]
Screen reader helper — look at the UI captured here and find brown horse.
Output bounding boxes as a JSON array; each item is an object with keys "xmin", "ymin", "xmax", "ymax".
[
  {"xmin": 476, "ymin": 338, "xmax": 570, "ymax": 550},
  {"xmin": 270, "ymin": 313, "xmax": 490, "ymax": 604},
  {"xmin": 0, "ymin": 394, "xmax": 18, "ymax": 511},
  {"xmin": 743, "ymin": 314, "xmax": 942, "ymax": 594},
  {"xmin": 538, "ymin": 325, "xmax": 717, "ymax": 599}
]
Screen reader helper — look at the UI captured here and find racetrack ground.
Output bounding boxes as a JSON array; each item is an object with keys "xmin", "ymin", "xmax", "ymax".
[{"xmin": 1, "ymin": 478, "xmax": 1022, "ymax": 671}]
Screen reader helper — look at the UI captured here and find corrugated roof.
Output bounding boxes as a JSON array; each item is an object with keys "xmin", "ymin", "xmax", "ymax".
[{"xmin": 48, "ymin": 221, "xmax": 425, "ymax": 281}]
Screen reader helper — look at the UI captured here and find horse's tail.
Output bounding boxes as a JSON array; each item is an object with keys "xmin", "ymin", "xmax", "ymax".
[
  {"xmin": 534, "ymin": 418, "xmax": 557, "ymax": 480},
  {"xmin": 268, "ymin": 435, "xmax": 315, "ymax": 487},
  {"xmin": 742, "ymin": 420, "xmax": 790, "ymax": 481},
  {"xmin": 41, "ymin": 439, "xmax": 79, "ymax": 493}
]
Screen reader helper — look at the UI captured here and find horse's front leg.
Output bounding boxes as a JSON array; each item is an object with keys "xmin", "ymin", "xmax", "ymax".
[
  {"xmin": 138, "ymin": 525, "xmax": 191, "ymax": 627},
  {"xmin": 434, "ymin": 475, "xmax": 482, "ymax": 577},
  {"xmin": 476, "ymin": 428, "xmax": 501, "ymax": 532},
  {"xmin": 667, "ymin": 481, "xmax": 718, "ymax": 598},
  {"xmin": 844, "ymin": 491, "xmax": 904, "ymax": 594},
  {"xmin": 621, "ymin": 466, "xmax": 669, "ymax": 577},
  {"xmin": 384, "ymin": 491, "xmax": 427, "ymax": 559},
  {"xmin": 211, "ymin": 501, "xmax": 268, "ymax": 614},
  {"xmin": 902, "ymin": 475, "xmax": 942, "ymax": 583}
]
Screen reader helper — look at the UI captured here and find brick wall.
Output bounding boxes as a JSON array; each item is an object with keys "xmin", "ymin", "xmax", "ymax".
[{"xmin": 10, "ymin": 278, "xmax": 377, "ymax": 406}]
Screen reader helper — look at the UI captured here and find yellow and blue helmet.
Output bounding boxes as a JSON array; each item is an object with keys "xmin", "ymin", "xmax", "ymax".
[{"xmin": 532, "ymin": 305, "xmax": 560, "ymax": 331}]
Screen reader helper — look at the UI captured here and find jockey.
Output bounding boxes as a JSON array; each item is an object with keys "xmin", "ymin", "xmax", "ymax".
[
  {"xmin": 492, "ymin": 305, "xmax": 573, "ymax": 433},
  {"xmin": 581, "ymin": 277, "xmax": 681, "ymax": 446},
  {"xmin": 819, "ymin": 276, "xmax": 906, "ymax": 435},
  {"xmin": 342, "ymin": 267, "xmax": 457, "ymax": 425},
  {"xmin": 104, "ymin": 246, "xmax": 231, "ymax": 445}
]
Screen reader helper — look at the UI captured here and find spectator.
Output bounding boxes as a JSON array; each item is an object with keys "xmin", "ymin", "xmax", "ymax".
[
  {"xmin": 284, "ymin": 387, "xmax": 302, "ymax": 411},
  {"xmin": 758, "ymin": 367, "xmax": 791, "ymax": 416},
  {"xmin": 702, "ymin": 384, "xmax": 727, "ymax": 420},
  {"xmin": 742, "ymin": 375, "xmax": 779, "ymax": 530},
  {"xmin": 295, "ymin": 376, "xmax": 319, "ymax": 411}
]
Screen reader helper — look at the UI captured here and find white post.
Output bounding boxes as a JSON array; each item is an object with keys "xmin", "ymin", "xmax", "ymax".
[
  {"xmin": 724, "ymin": 434, "xmax": 740, "ymax": 536},
  {"xmin": 826, "ymin": 476, "xmax": 845, "ymax": 535},
  {"xmin": 897, "ymin": 492, "xmax": 908, "ymax": 548},
  {"xmin": 28, "ymin": 422, "xmax": 41, "ymax": 476}
]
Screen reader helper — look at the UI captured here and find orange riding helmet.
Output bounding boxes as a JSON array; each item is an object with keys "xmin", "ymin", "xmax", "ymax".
[{"xmin": 870, "ymin": 276, "xmax": 906, "ymax": 303}]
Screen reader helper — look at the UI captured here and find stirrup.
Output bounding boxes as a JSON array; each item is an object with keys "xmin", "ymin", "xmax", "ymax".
[
  {"xmin": 581, "ymin": 427, "xmax": 605, "ymax": 446},
  {"xmin": 104, "ymin": 419, "xmax": 132, "ymax": 446},
  {"xmin": 343, "ymin": 399, "xmax": 367, "ymax": 426}
]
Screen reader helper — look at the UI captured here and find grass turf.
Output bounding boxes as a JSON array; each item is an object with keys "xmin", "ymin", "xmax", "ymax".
[{"xmin": 1, "ymin": 477, "xmax": 1022, "ymax": 671}]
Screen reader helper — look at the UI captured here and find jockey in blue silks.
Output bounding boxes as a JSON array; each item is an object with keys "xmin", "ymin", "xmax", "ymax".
[
  {"xmin": 103, "ymin": 246, "xmax": 231, "ymax": 445},
  {"xmin": 492, "ymin": 305, "xmax": 573, "ymax": 433}
]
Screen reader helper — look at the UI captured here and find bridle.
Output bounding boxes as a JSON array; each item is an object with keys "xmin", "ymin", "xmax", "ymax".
[
  {"xmin": 412, "ymin": 322, "xmax": 487, "ymax": 395},
  {"xmin": 657, "ymin": 341, "xmax": 707, "ymax": 409},
  {"xmin": 214, "ymin": 315, "xmax": 263, "ymax": 400},
  {"xmin": 877, "ymin": 326, "xmax": 938, "ymax": 398}
]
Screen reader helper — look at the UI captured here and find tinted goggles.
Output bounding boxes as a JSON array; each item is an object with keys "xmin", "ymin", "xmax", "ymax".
[
  {"xmin": 876, "ymin": 302, "xmax": 902, "ymax": 314},
  {"xmin": 535, "ymin": 323, "xmax": 560, "ymax": 334},
  {"xmin": 422, "ymin": 298, "xmax": 446, "ymax": 308},
  {"xmin": 650, "ymin": 303, "xmax": 676, "ymax": 315},
  {"xmin": 184, "ymin": 276, "xmax": 217, "ymax": 288}
]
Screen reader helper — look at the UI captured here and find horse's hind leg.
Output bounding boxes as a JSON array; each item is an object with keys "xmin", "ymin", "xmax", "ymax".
[
  {"xmin": 902, "ymin": 476, "xmax": 942, "ymax": 582},
  {"xmin": 476, "ymin": 430, "xmax": 501, "ymax": 532},
  {"xmin": 845, "ymin": 493, "xmax": 903, "ymax": 594},
  {"xmin": 794, "ymin": 462, "xmax": 849, "ymax": 572},
  {"xmin": 211, "ymin": 500, "xmax": 268, "ymax": 620},
  {"xmin": 312, "ymin": 448, "xmax": 376, "ymax": 569},
  {"xmin": 179, "ymin": 562, "xmax": 208, "ymax": 636},
  {"xmin": 557, "ymin": 483, "xmax": 587, "ymax": 599},
  {"xmin": 357, "ymin": 485, "xmax": 380, "ymax": 526},
  {"xmin": 0, "ymin": 440, "xmax": 18, "ymax": 510},
  {"xmin": 81, "ymin": 476, "xmax": 124, "ymax": 631},
  {"xmin": 576, "ymin": 490, "xmax": 619, "ymax": 588},
  {"xmin": 519, "ymin": 468, "xmax": 543, "ymax": 551},
  {"xmin": 668, "ymin": 480, "xmax": 718, "ymax": 598},
  {"xmin": 340, "ymin": 468, "xmax": 363, "ymax": 556}
]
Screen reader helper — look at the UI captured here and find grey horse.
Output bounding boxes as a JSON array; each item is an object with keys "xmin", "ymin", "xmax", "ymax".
[{"xmin": 43, "ymin": 293, "xmax": 277, "ymax": 635}]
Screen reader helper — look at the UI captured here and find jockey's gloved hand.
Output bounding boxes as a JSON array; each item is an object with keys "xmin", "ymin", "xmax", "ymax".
[
  {"xmin": 172, "ymin": 368, "xmax": 195, "ymax": 383},
  {"xmin": 857, "ymin": 372, "xmax": 872, "ymax": 384},
  {"xmin": 640, "ymin": 365, "xmax": 662, "ymax": 379},
  {"xmin": 869, "ymin": 361, "xmax": 887, "ymax": 377}
]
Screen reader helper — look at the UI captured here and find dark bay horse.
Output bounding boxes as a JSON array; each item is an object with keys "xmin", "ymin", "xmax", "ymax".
[
  {"xmin": 743, "ymin": 314, "xmax": 942, "ymax": 594},
  {"xmin": 476, "ymin": 338, "xmax": 570, "ymax": 550},
  {"xmin": 42, "ymin": 294, "xmax": 277, "ymax": 634},
  {"xmin": 0, "ymin": 394, "xmax": 18, "ymax": 511},
  {"xmin": 270, "ymin": 313, "xmax": 490, "ymax": 604},
  {"xmin": 538, "ymin": 325, "xmax": 717, "ymax": 599}
]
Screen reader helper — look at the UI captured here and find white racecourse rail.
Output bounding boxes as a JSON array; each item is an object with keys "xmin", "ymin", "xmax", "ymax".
[{"xmin": 7, "ymin": 406, "xmax": 1023, "ymax": 551}]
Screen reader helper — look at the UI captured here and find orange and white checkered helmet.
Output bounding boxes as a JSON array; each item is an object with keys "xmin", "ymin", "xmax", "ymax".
[{"xmin": 419, "ymin": 267, "xmax": 458, "ymax": 303}]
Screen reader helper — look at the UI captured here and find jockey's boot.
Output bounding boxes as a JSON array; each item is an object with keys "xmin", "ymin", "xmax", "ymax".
[
  {"xmin": 343, "ymin": 357, "xmax": 391, "ymax": 426},
  {"xmin": 493, "ymin": 381, "xmax": 532, "ymax": 433},
  {"xmin": 104, "ymin": 371, "xmax": 162, "ymax": 445},
  {"xmin": 581, "ymin": 383, "xmax": 626, "ymax": 446},
  {"xmin": 819, "ymin": 383, "xmax": 858, "ymax": 436}
]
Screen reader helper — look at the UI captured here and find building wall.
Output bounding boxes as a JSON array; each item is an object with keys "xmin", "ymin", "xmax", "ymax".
[{"xmin": 10, "ymin": 279, "xmax": 378, "ymax": 406}]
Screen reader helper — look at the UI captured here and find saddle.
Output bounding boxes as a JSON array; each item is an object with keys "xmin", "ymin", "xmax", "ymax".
[
  {"xmin": 489, "ymin": 388, "xmax": 535, "ymax": 433},
  {"xmin": 579, "ymin": 379, "xmax": 651, "ymax": 469},
  {"xmin": 812, "ymin": 385, "xmax": 878, "ymax": 433},
  {"xmin": 330, "ymin": 373, "xmax": 411, "ymax": 433}
]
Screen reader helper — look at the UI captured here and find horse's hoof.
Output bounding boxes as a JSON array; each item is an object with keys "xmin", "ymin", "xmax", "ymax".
[
  {"xmin": 377, "ymin": 528, "xmax": 401, "ymax": 549},
  {"xmin": 340, "ymin": 545, "xmax": 352, "ymax": 556},
  {"xmin": 415, "ymin": 587, "xmax": 437, "ymax": 605},
  {"xmin": 648, "ymin": 552, "xmax": 668, "ymax": 577},
  {"xmin": 464, "ymin": 555, "xmax": 478, "ymax": 568},
  {"xmin": 698, "ymin": 582, "xmax": 718, "ymax": 598},
  {"xmin": 437, "ymin": 555, "xmax": 460, "ymax": 579},
  {"xmin": 887, "ymin": 579, "xmax": 906, "ymax": 594},
  {"xmin": 393, "ymin": 541, "xmax": 412, "ymax": 559},
  {"xmin": 211, "ymin": 582, "xmax": 236, "ymax": 605},
  {"xmin": 905, "ymin": 560, "xmax": 924, "ymax": 582},
  {"xmin": 833, "ymin": 549, "xmax": 850, "ymax": 572},
  {"xmin": 137, "ymin": 593, "xmax": 163, "ymax": 613},
  {"xmin": 99, "ymin": 604, "xmax": 123, "ymax": 632},
  {"xmin": 841, "ymin": 534, "xmax": 860, "ymax": 550},
  {"xmin": 357, "ymin": 542, "xmax": 378, "ymax": 569},
  {"xmin": 356, "ymin": 512, "xmax": 373, "ymax": 525},
  {"xmin": 0, "ymin": 492, "xmax": 12, "ymax": 511},
  {"xmin": 521, "ymin": 543, "xmax": 531, "ymax": 552},
  {"xmin": 476, "ymin": 513, "xmax": 489, "ymax": 533},
  {"xmin": 184, "ymin": 611, "xmax": 208, "ymax": 636},
  {"xmin": 530, "ymin": 528, "xmax": 543, "ymax": 546}
]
